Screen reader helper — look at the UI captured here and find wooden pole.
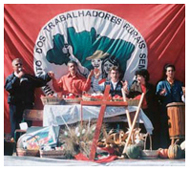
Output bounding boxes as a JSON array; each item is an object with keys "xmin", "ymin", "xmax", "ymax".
[
  {"xmin": 89, "ymin": 85, "xmax": 111, "ymax": 160},
  {"xmin": 122, "ymin": 93, "xmax": 145, "ymax": 154},
  {"xmin": 81, "ymin": 85, "xmax": 129, "ymax": 160},
  {"xmin": 121, "ymin": 88, "xmax": 132, "ymax": 128}
]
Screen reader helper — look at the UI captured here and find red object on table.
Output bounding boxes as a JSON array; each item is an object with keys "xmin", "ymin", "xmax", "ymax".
[
  {"xmin": 80, "ymin": 85, "xmax": 128, "ymax": 161},
  {"xmin": 75, "ymin": 153, "xmax": 117, "ymax": 163}
]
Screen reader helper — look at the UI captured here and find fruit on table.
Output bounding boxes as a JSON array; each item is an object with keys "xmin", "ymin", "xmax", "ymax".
[
  {"xmin": 65, "ymin": 94, "xmax": 77, "ymax": 99},
  {"xmin": 180, "ymin": 141, "xmax": 185, "ymax": 150},
  {"xmin": 113, "ymin": 95, "xmax": 123, "ymax": 99},
  {"xmin": 126, "ymin": 144, "xmax": 141, "ymax": 159},
  {"xmin": 158, "ymin": 148, "xmax": 168, "ymax": 158},
  {"xmin": 168, "ymin": 143, "xmax": 182, "ymax": 159}
]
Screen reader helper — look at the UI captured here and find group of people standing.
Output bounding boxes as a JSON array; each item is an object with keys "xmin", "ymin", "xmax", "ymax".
[{"xmin": 5, "ymin": 58, "xmax": 184, "ymax": 149}]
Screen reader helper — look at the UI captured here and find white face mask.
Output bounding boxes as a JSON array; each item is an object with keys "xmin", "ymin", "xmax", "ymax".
[
  {"xmin": 103, "ymin": 61, "xmax": 114, "ymax": 74},
  {"xmin": 91, "ymin": 59, "xmax": 102, "ymax": 70}
]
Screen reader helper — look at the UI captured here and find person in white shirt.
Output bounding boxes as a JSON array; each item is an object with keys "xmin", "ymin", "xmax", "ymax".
[{"xmin": 95, "ymin": 66, "xmax": 128, "ymax": 97}]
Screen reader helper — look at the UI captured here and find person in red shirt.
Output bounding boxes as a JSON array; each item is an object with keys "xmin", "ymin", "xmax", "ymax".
[
  {"xmin": 127, "ymin": 69, "xmax": 155, "ymax": 110},
  {"xmin": 127, "ymin": 69, "xmax": 159, "ymax": 149},
  {"xmin": 49, "ymin": 60, "xmax": 93, "ymax": 97}
]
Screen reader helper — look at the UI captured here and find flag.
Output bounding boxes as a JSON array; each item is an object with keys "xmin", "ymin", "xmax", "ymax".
[{"xmin": 4, "ymin": 4, "xmax": 185, "ymax": 133}]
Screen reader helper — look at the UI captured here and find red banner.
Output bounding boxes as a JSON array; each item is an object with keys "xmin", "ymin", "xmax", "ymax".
[{"xmin": 4, "ymin": 4, "xmax": 185, "ymax": 133}]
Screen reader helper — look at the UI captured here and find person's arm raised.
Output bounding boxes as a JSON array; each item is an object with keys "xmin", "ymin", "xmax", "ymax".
[
  {"xmin": 82, "ymin": 70, "xmax": 94, "ymax": 92},
  {"xmin": 49, "ymin": 72, "xmax": 62, "ymax": 92},
  {"xmin": 121, "ymin": 80, "xmax": 129, "ymax": 95}
]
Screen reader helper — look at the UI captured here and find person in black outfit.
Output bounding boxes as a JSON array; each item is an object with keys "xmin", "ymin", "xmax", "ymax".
[
  {"xmin": 127, "ymin": 69, "xmax": 160, "ymax": 149},
  {"xmin": 127, "ymin": 69, "xmax": 156, "ymax": 119},
  {"xmin": 4, "ymin": 58, "xmax": 53, "ymax": 138}
]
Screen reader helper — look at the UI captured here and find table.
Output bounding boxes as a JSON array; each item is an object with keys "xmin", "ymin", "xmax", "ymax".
[
  {"xmin": 43, "ymin": 84, "xmax": 153, "ymax": 160},
  {"xmin": 81, "ymin": 85, "xmax": 141, "ymax": 160},
  {"xmin": 43, "ymin": 104, "xmax": 153, "ymax": 134}
]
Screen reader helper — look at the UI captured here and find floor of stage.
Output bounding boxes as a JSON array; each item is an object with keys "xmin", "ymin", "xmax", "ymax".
[{"xmin": 4, "ymin": 155, "xmax": 185, "ymax": 166}]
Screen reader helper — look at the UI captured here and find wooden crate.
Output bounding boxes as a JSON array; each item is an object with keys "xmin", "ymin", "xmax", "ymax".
[
  {"xmin": 63, "ymin": 98, "xmax": 82, "ymax": 104},
  {"xmin": 41, "ymin": 96, "xmax": 63, "ymax": 105},
  {"xmin": 82, "ymin": 96, "xmax": 102, "ymax": 101},
  {"xmin": 39, "ymin": 150, "xmax": 68, "ymax": 159},
  {"xmin": 16, "ymin": 148, "xmax": 40, "ymax": 157},
  {"xmin": 112, "ymin": 99, "xmax": 140, "ymax": 106}
]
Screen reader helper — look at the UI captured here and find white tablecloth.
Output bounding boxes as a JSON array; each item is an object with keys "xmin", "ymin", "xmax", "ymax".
[{"xmin": 43, "ymin": 104, "xmax": 154, "ymax": 134}]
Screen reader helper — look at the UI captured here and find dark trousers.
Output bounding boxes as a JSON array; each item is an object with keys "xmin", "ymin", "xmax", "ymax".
[
  {"xmin": 143, "ymin": 108, "xmax": 160, "ymax": 150},
  {"xmin": 159, "ymin": 107, "xmax": 170, "ymax": 148},
  {"xmin": 9, "ymin": 103, "xmax": 33, "ymax": 137}
]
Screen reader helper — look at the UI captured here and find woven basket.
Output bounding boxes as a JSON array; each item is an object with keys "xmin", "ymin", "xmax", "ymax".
[
  {"xmin": 127, "ymin": 99, "xmax": 140, "ymax": 106},
  {"xmin": 40, "ymin": 149, "xmax": 67, "ymax": 159},
  {"xmin": 112, "ymin": 99, "xmax": 140, "ymax": 106},
  {"xmin": 16, "ymin": 148, "xmax": 40, "ymax": 157},
  {"xmin": 41, "ymin": 96, "xmax": 63, "ymax": 105},
  {"xmin": 82, "ymin": 96, "xmax": 102, "ymax": 101},
  {"xmin": 112, "ymin": 98, "xmax": 123, "ymax": 102},
  {"xmin": 141, "ymin": 133, "xmax": 158, "ymax": 159},
  {"xmin": 63, "ymin": 98, "xmax": 81, "ymax": 104}
]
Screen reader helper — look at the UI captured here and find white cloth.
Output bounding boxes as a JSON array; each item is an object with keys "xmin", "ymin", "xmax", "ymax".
[
  {"xmin": 14, "ymin": 71, "xmax": 19, "ymax": 78},
  {"xmin": 111, "ymin": 81, "xmax": 118, "ymax": 90},
  {"xmin": 43, "ymin": 104, "xmax": 154, "ymax": 134},
  {"xmin": 91, "ymin": 76, "xmax": 103, "ymax": 93}
]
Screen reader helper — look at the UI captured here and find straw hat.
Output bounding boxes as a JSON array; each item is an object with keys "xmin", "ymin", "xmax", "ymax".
[{"xmin": 86, "ymin": 50, "xmax": 109, "ymax": 60}]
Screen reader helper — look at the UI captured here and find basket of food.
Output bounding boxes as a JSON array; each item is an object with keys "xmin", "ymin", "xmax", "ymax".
[
  {"xmin": 39, "ymin": 149, "xmax": 68, "ymax": 159},
  {"xmin": 82, "ymin": 93, "xmax": 108, "ymax": 101},
  {"xmin": 63, "ymin": 98, "xmax": 82, "ymax": 104},
  {"xmin": 112, "ymin": 95, "xmax": 140, "ymax": 106},
  {"xmin": 141, "ymin": 133, "xmax": 159, "ymax": 159},
  {"xmin": 41, "ymin": 95, "xmax": 64, "ymax": 105},
  {"xmin": 16, "ymin": 148, "xmax": 40, "ymax": 157},
  {"xmin": 127, "ymin": 99, "xmax": 140, "ymax": 106},
  {"xmin": 63, "ymin": 94, "xmax": 82, "ymax": 104},
  {"xmin": 112, "ymin": 95, "xmax": 124, "ymax": 101}
]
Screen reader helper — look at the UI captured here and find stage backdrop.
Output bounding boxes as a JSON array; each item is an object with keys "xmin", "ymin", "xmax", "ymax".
[{"xmin": 4, "ymin": 4, "xmax": 185, "ymax": 133}]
